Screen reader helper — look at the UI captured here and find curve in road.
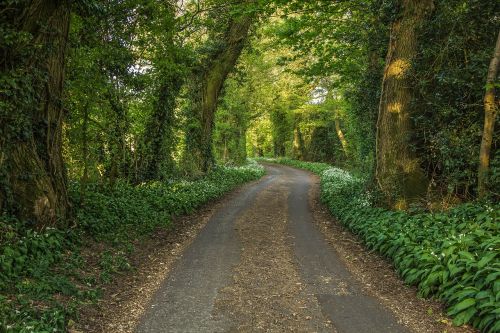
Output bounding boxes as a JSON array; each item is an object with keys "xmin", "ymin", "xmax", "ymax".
[{"xmin": 136, "ymin": 164, "xmax": 408, "ymax": 333}]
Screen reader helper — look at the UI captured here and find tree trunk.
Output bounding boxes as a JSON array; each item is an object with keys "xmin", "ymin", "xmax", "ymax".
[
  {"xmin": 478, "ymin": 31, "xmax": 500, "ymax": 198},
  {"xmin": 138, "ymin": 76, "xmax": 182, "ymax": 182},
  {"xmin": 0, "ymin": 0, "xmax": 71, "ymax": 227},
  {"xmin": 80, "ymin": 102, "xmax": 90, "ymax": 203},
  {"xmin": 237, "ymin": 126, "xmax": 248, "ymax": 164},
  {"xmin": 375, "ymin": 0, "xmax": 433, "ymax": 209},
  {"xmin": 184, "ymin": 2, "xmax": 255, "ymax": 173},
  {"xmin": 335, "ymin": 118, "xmax": 348, "ymax": 157},
  {"xmin": 293, "ymin": 115, "xmax": 305, "ymax": 160},
  {"xmin": 107, "ymin": 92, "xmax": 128, "ymax": 184}
]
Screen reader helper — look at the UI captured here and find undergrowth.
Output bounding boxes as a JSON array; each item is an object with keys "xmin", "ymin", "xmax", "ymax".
[
  {"xmin": 268, "ymin": 157, "xmax": 499, "ymax": 333},
  {"xmin": 0, "ymin": 162, "xmax": 264, "ymax": 332}
]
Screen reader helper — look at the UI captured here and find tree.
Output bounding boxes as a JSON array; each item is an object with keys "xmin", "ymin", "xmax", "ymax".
[
  {"xmin": 136, "ymin": 2, "xmax": 185, "ymax": 181},
  {"xmin": 0, "ymin": 0, "xmax": 71, "ymax": 227},
  {"xmin": 184, "ymin": 0, "xmax": 257, "ymax": 173},
  {"xmin": 478, "ymin": 30, "xmax": 500, "ymax": 198},
  {"xmin": 375, "ymin": 0, "xmax": 434, "ymax": 208}
]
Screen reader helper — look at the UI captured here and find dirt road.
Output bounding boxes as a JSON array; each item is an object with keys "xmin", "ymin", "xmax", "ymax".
[{"xmin": 133, "ymin": 164, "xmax": 474, "ymax": 333}]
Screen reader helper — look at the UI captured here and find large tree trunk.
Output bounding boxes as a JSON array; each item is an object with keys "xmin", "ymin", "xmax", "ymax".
[
  {"xmin": 184, "ymin": 3, "xmax": 255, "ymax": 173},
  {"xmin": 375, "ymin": 0, "xmax": 433, "ymax": 209},
  {"xmin": 478, "ymin": 31, "xmax": 500, "ymax": 198},
  {"xmin": 0, "ymin": 1, "xmax": 71, "ymax": 227}
]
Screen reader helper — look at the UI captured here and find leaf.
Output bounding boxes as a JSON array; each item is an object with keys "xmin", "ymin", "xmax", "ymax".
[
  {"xmin": 475, "ymin": 290, "xmax": 491, "ymax": 300},
  {"xmin": 447, "ymin": 298, "xmax": 476, "ymax": 316},
  {"xmin": 485, "ymin": 271, "xmax": 500, "ymax": 285},
  {"xmin": 478, "ymin": 253, "xmax": 497, "ymax": 269},
  {"xmin": 450, "ymin": 287, "xmax": 478, "ymax": 302},
  {"xmin": 452, "ymin": 307, "xmax": 476, "ymax": 326},
  {"xmin": 458, "ymin": 251, "xmax": 474, "ymax": 260},
  {"xmin": 490, "ymin": 319, "xmax": 500, "ymax": 333}
]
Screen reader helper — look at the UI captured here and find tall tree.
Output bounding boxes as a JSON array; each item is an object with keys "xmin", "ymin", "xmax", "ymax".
[
  {"xmin": 375, "ymin": 0, "xmax": 434, "ymax": 208},
  {"xmin": 184, "ymin": 0, "xmax": 256, "ymax": 173},
  {"xmin": 138, "ymin": 74, "xmax": 183, "ymax": 181},
  {"xmin": 106, "ymin": 89, "xmax": 129, "ymax": 183},
  {"xmin": 478, "ymin": 30, "xmax": 500, "ymax": 198},
  {"xmin": 136, "ymin": 2, "xmax": 185, "ymax": 181},
  {"xmin": 0, "ymin": 0, "xmax": 71, "ymax": 227}
]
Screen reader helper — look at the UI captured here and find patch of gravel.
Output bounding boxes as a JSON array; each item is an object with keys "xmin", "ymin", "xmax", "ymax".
[
  {"xmin": 307, "ymin": 174, "xmax": 477, "ymax": 333},
  {"xmin": 73, "ymin": 180, "xmax": 264, "ymax": 333},
  {"xmin": 214, "ymin": 178, "xmax": 333, "ymax": 332}
]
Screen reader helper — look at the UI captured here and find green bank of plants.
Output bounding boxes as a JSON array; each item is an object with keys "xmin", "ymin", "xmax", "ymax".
[
  {"xmin": 75, "ymin": 162, "xmax": 266, "ymax": 241},
  {"xmin": 268, "ymin": 158, "xmax": 499, "ymax": 333},
  {"xmin": 0, "ymin": 163, "xmax": 264, "ymax": 332}
]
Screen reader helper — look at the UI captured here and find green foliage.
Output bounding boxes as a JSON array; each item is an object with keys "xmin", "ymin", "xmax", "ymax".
[
  {"xmin": 0, "ymin": 217, "xmax": 79, "ymax": 332},
  {"xmin": 0, "ymin": 163, "xmax": 264, "ymax": 332},
  {"xmin": 292, "ymin": 98, "xmax": 347, "ymax": 164},
  {"xmin": 271, "ymin": 159, "xmax": 500, "ymax": 332},
  {"xmin": 412, "ymin": 0, "xmax": 500, "ymax": 198},
  {"xmin": 66, "ymin": 0, "xmax": 192, "ymax": 183},
  {"xmin": 213, "ymin": 72, "xmax": 252, "ymax": 165},
  {"xmin": 235, "ymin": 1, "xmax": 390, "ymax": 174},
  {"xmin": 73, "ymin": 163, "xmax": 265, "ymax": 240},
  {"xmin": 253, "ymin": 0, "xmax": 499, "ymax": 198},
  {"xmin": 224, "ymin": 33, "xmax": 312, "ymax": 160},
  {"xmin": 2, "ymin": 0, "xmax": 499, "ymax": 329}
]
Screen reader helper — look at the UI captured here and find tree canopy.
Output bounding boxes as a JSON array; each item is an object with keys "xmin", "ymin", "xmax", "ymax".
[{"xmin": 1, "ymin": 0, "xmax": 497, "ymax": 220}]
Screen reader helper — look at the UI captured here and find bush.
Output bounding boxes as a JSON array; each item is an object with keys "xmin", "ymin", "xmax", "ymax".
[
  {"xmin": 271, "ymin": 158, "xmax": 500, "ymax": 333},
  {"xmin": 0, "ymin": 162, "xmax": 265, "ymax": 332}
]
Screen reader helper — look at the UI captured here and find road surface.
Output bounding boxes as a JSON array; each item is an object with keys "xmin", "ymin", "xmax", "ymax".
[{"xmin": 136, "ymin": 164, "xmax": 408, "ymax": 333}]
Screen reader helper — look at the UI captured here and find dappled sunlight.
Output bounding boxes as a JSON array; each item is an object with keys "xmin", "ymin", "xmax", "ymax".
[
  {"xmin": 393, "ymin": 198, "xmax": 407, "ymax": 210},
  {"xmin": 386, "ymin": 58, "xmax": 410, "ymax": 78},
  {"xmin": 400, "ymin": 158, "xmax": 420, "ymax": 173},
  {"xmin": 388, "ymin": 102, "xmax": 402, "ymax": 113}
]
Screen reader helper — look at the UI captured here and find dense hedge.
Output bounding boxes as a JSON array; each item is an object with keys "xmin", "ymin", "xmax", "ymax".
[
  {"xmin": 0, "ymin": 162, "xmax": 264, "ymax": 332},
  {"xmin": 269, "ymin": 158, "xmax": 499, "ymax": 333}
]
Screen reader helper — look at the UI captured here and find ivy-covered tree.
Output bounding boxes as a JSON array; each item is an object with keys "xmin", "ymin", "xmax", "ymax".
[
  {"xmin": 478, "ymin": 31, "xmax": 500, "ymax": 198},
  {"xmin": 183, "ymin": 0, "xmax": 260, "ymax": 173},
  {"xmin": 0, "ymin": 0, "xmax": 71, "ymax": 227}
]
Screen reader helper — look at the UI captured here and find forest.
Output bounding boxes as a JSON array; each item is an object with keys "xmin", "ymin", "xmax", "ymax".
[{"xmin": 0, "ymin": 0, "xmax": 499, "ymax": 332}]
